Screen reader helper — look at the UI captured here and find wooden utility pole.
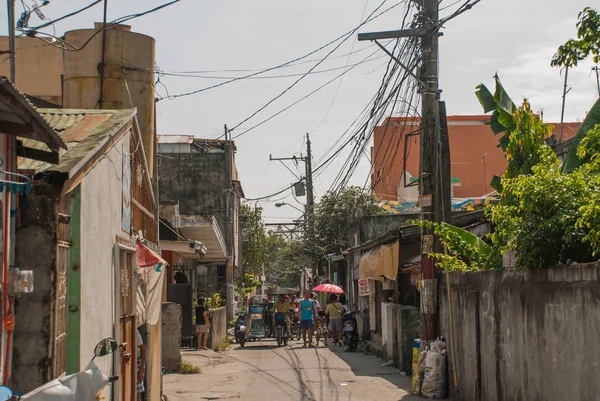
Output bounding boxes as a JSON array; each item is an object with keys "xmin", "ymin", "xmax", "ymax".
[
  {"xmin": 5, "ymin": 0, "xmax": 17, "ymax": 386},
  {"xmin": 418, "ymin": 0, "xmax": 441, "ymax": 342},
  {"xmin": 358, "ymin": 0, "xmax": 446, "ymax": 343}
]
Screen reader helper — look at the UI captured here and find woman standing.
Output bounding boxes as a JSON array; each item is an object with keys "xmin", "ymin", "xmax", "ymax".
[
  {"xmin": 195, "ymin": 297, "xmax": 211, "ymax": 350},
  {"xmin": 325, "ymin": 294, "xmax": 345, "ymax": 345}
]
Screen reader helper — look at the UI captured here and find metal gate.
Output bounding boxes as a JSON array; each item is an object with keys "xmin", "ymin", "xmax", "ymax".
[{"xmin": 167, "ymin": 283, "xmax": 193, "ymax": 338}]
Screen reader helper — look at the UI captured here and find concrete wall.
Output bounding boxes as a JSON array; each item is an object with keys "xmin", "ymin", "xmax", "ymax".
[
  {"xmin": 372, "ymin": 116, "xmax": 581, "ymax": 200},
  {"xmin": 14, "ymin": 185, "xmax": 59, "ymax": 392},
  {"xmin": 378, "ymin": 303, "xmax": 420, "ymax": 374},
  {"xmin": 0, "ymin": 37, "xmax": 63, "ymax": 104},
  {"xmin": 158, "ymin": 142, "xmax": 240, "ymax": 269},
  {"xmin": 439, "ymin": 263, "xmax": 600, "ymax": 401},
  {"xmin": 80, "ymin": 132, "xmax": 130, "ymax": 374},
  {"xmin": 207, "ymin": 307, "xmax": 227, "ymax": 350},
  {"xmin": 161, "ymin": 303, "xmax": 181, "ymax": 372},
  {"xmin": 159, "ymin": 150, "xmax": 228, "ymax": 232}
]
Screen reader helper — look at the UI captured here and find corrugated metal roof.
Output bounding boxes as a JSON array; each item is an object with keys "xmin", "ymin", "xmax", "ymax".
[
  {"xmin": 19, "ymin": 108, "xmax": 136, "ymax": 175},
  {"xmin": 157, "ymin": 135, "xmax": 193, "ymax": 144},
  {"xmin": 0, "ymin": 76, "xmax": 67, "ymax": 151}
]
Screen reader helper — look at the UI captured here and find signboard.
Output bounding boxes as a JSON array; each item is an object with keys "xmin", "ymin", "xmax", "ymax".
[
  {"xmin": 122, "ymin": 145, "xmax": 131, "ymax": 233},
  {"xmin": 358, "ymin": 278, "xmax": 369, "ymax": 296}
]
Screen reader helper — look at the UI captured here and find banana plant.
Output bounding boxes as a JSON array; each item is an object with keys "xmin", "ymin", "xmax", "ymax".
[
  {"xmin": 562, "ymin": 97, "xmax": 600, "ymax": 173},
  {"xmin": 475, "ymin": 74, "xmax": 517, "ymax": 192}
]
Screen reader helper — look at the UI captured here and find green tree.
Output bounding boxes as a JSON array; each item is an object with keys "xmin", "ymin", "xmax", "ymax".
[
  {"xmin": 241, "ymin": 204, "xmax": 268, "ymax": 274},
  {"xmin": 303, "ymin": 186, "xmax": 385, "ymax": 261},
  {"xmin": 263, "ymin": 235, "xmax": 303, "ymax": 288},
  {"xmin": 240, "ymin": 204, "xmax": 269, "ymax": 296},
  {"xmin": 551, "ymin": 7, "xmax": 600, "ymax": 68}
]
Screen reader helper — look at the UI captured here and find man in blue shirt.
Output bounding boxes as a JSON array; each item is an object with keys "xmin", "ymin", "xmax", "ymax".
[{"xmin": 300, "ymin": 290, "xmax": 316, "ymax": 347}]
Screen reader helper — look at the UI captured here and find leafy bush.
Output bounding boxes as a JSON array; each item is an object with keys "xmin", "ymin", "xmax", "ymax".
[
  {"xmin": 179, "ymin": 360, "xmax": 201, "ymax": 374},
  {"xmin": 214, "ymin": 337, "xmax": 233, "ymax": 352},
  {"xmin": 212, "ymin": 293, "xmax": 222, "ymax": 309}
]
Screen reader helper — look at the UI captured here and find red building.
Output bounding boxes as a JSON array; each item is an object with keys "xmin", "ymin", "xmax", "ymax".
[{"xmin": 371, "ymin": 115, "xmax": 581, "ymax": 201}]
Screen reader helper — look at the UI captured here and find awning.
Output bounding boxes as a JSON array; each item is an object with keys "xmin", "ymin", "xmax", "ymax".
[
  {"xmin": 358, "ymin": 241, "xmax": 399, "ymax": 281},
  {"xmin": 136, "ymin": 241, "xmax": 168, "ymax": 267},
  {"xmin": 136, "ymin": 241, "xmax": 168, "ymax": 326},
  {"xmin": 173, "ymin": 215, "xmax": 227, "ymax": 262},
  {"xmin": 0, "ymin": 76, "xmax": 66, "ymax": 152},
  {"xmin": 160, "ymin": 239, "xmax": 207, "ymax": 260}
]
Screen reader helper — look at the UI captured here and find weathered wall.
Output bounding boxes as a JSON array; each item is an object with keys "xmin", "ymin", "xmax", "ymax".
[
  {"xmin": 0, "ymin": 37, "xmax": 63, "ymax": 104},
  {"xmin": 377, "ymin": 303, "xmax": 419, "ymax": 373},
  {"xmin": 440, "ymin": 263, "xmax": 600, "ymax": 401},
  {"xmin": 80, "ymin": 132, "xmax": 130, "ymax": 374},
  {"xmin": 207, "ymin": 307, "xmax": 227, "ymax": 349},
  {"xmin": 158, "ymin": 150, "xmax": 228, "ymax": 234},
  {"xmin": 393, "ymin": 305, "xmax": 419, "ymax": 374},
  {"xmin": 161, "ymin": 303, "xmax": 181, "ymax": 372},
  {"xmin": 14, "ymin": 186, "xmax": 59, "ymax": 392}
]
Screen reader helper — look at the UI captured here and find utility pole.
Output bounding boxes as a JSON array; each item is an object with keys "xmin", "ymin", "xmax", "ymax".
[
  {"xmin": 417, "ymin": 0, "xmax": 441, "ymax": 343},
  {"xmin": 593, "ymin": 66, "xmax": 600, "ymax": 98},
  {"xmin": 305, "ymin": 133, "xmax": 315, "ymax": 213},
  {"xmin": 559, "ymin": 67, "xmax": 571, "ymax": 143},
  {"xmin": 269, "ymin": 135, "xmax": 316, "ymax": 275},
  {"xmin": 5, "ymin": 0, "xmax": 16, "ymax": 387},
  {"xmin": 359, "ymin": 0, "xmax": 446, "ymax": 343}
]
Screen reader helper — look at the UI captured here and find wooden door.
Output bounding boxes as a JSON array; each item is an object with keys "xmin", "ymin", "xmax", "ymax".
[{"xmin": 119, "ymin": 250, "xmax": 137, "ymax": 401}]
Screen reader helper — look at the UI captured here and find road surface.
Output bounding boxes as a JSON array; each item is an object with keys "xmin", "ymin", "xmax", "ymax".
[{"xmin": 164, "ymin": 338, "xmax": 425, "ymax": 401}]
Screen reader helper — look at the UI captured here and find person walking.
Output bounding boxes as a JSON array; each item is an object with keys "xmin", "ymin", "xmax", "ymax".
[
  {"xmin": 195, "ymin": 297, "xmax": 210, "ymax": 350},
  {"xmin": 300, "ymin": 290, "xmax": 316, "ymax": 347},
  {"xmin": 325, "ymin": 294, "xmax": 345, "ymax": 346}
]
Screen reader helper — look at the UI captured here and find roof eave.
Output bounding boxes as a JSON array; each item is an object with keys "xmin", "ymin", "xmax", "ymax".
[{"xmin": 0, "ymin": 76, "xmax": 67, "ymax": 151}]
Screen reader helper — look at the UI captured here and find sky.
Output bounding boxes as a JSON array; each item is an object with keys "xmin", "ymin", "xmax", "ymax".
[{"xmin": 1, "ymin": 0, "xmax": 598, "ymax": 226}]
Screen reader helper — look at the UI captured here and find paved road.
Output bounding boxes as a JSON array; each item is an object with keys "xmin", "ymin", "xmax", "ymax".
[{"xmin": 164, "ymin": 338, "xmax": 425, "ymax": 401}]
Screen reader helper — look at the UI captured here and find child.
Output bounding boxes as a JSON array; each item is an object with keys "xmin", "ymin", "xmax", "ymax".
[{"xmin": 315, "ymin": 310, "xmax": 328, "ymax": 346}]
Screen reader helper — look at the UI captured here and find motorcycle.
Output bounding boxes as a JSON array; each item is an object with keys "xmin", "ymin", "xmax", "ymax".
[
  {"xmin": 235, "ymin": 311, "xmax": 247, "ymax": 348},
  {"xmin": 274, "ymin": 312, "xmax": 288, "ymax": 347},
  {"xmin": 341, "ymin": 310, "xmax": 359, "ymax": 352},
  {"xmin": 19, "ymin": 337, "xmax": 119, "ymax": 401},
  {"xmin": 290, "ymin": 307, "xmax": 301, "ymax": 340}
]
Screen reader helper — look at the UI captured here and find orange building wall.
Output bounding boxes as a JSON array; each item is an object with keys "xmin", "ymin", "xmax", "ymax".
[{"xmin": 372, "ymin": 116, "xmax": 581, "ymax": 200}]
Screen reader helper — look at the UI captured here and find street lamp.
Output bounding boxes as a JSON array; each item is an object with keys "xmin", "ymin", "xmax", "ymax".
[{"xmin": 275, "ymin": 202, "xmax": 305, "ymax": 214}]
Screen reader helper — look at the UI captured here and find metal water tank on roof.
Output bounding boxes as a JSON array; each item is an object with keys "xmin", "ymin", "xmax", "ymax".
[{"xmin": 62, "ymin": 23, "xmax": 156, "ymax": 175}]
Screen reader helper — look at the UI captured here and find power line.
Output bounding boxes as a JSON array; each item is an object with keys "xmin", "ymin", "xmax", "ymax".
[
  {"xmin": 129, "ymin": 54, "xmax": 389, "ymax": 80},
  {"xmin": 20, "ymin": 0, "xmax": 102, "ymax": 33},
  {"xmin": 158, "ymin": 1, "xmax": 405, "ymax": 102},
  {"xmin": 230, "ymin": 45, "xmax": 385, "ymax": 140},
  {"xmin": 227, "ymin": 0, "xmax": 394, "ymax": 136},
  {"xmin": 19, "ymin": 0, "xmax": 184, "ymax": 52}
]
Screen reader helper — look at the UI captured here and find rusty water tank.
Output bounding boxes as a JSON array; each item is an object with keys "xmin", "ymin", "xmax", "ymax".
[{"xmin": 63, "ymin": 23, "xmax": 156, "ymax": 175}]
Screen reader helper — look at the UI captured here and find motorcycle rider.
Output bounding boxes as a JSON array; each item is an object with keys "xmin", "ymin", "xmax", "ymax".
[{"xmin": 274, "ymin": 294, "xmax": 291, "ymax": 339}]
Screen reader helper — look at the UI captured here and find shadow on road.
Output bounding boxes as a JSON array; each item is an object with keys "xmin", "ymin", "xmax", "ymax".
[{"xmin": 326, "ymin": 346, "xmax": 423, "ymax": 400}]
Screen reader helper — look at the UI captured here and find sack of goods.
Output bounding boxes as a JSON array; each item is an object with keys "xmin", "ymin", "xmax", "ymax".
[
  {"xmin": 411, "ymin": 339, "xmax": 421, "ymax": 394},
  {"xmin": 420, "ymin": 338, "xmax": 448, "ymax": 399}
]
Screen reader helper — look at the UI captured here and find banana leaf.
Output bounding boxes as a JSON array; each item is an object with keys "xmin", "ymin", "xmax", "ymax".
[
  {"xmin": 475, "ymin": 75, "xmax": 516, "ymax": 152},
  {"xmin": 562, "ymin": 97, "xmax": 600, "ymax": 173},
  {"xmin": 442, "ymin": 223, "xmax": 493, "ymax": 259}
]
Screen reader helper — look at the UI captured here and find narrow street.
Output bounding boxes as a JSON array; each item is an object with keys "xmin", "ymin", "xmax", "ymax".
[{"xmin": 164, "ymin": 339, "xmax": 422, "ymax": 401}]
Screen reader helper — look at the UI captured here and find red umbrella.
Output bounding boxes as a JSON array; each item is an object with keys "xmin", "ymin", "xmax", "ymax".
[{"xmin": 312, "ymin": 283, "xmax": 345, "ymax": 294}]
